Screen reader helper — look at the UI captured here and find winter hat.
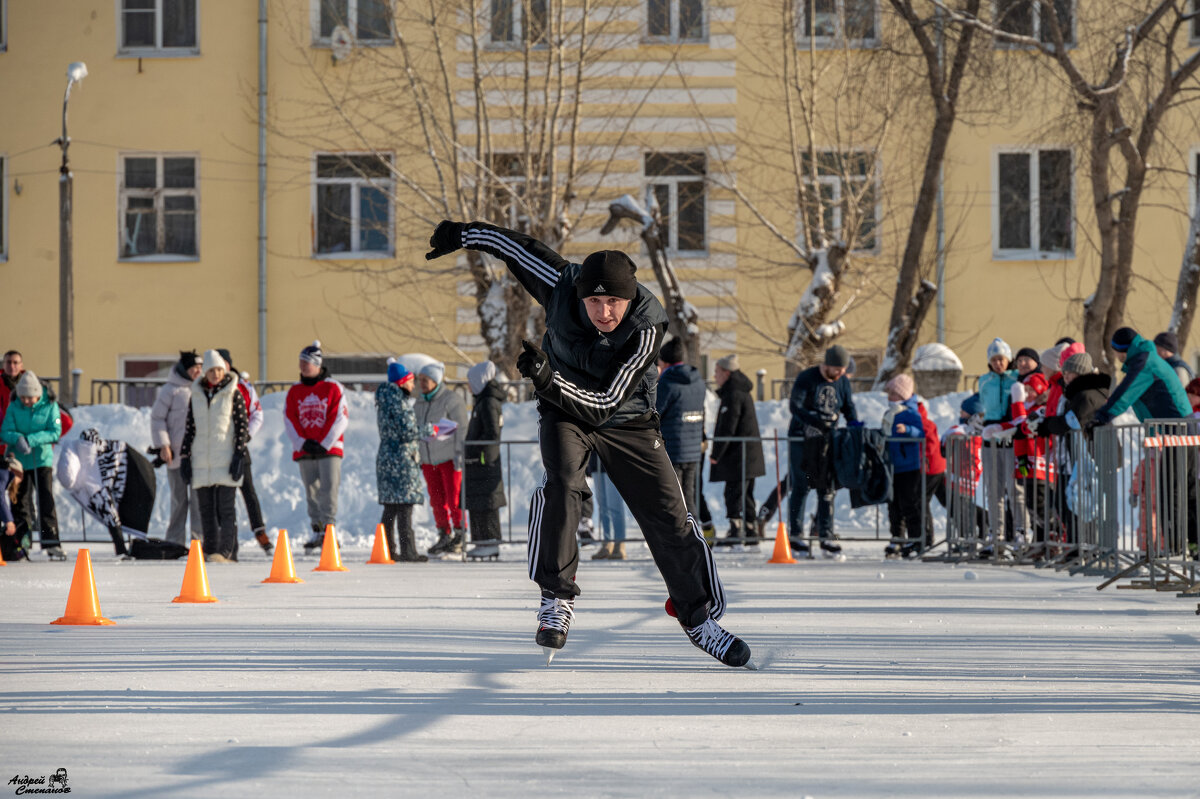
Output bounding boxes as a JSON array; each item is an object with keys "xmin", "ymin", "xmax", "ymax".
[
  {"xmin": 15, "ymin": 372, "xmax": 41, "ymax": 399},
  {"xmin": 467, "ymin": 360, "xmax": 497, "ymax": 395},
  {"xmin": 986, "ymin": 337, "xmax": 1012, "ymax": 362},
  {"xmin": 1054, "ymin": 337, "xmax": 1077, "ymax": 346},
  {"xmin": 1110, "ymin": 327, "xmax": 1137, "ymax": 352},
  {"xmin": 658, "ymin": 337, "xmax": 684, "ymax": 366},
  {"xmin": 960, "ymin": 393, "xmax": 983, "ymax": 417},
  {"xmin": 386, "ymin": 357, "xmax": 413, "ymax": 387},
  {"xmin": 824, "ymin": 345, "xmax": 851, "ymax": 368},
  {"xmin": 885, "ymin": 373, "xmax": 915, "ymax": 400},
  {"xmin": 1041, "ymin": 344, "xmax": 1068, "ymax": 374},
  {"xmin": 419, "ymin": 361, "xmax": 445, "ymax": 386},
  {"xmin": 576, "ymin": 250, "xmax": 638, "ymax": 300},
  {"xmin": 217, "ymin": 348, "xmax": 234, "ymax": 371},
  {"xmin": 177, "ymin": 350, "xmax": 201, "ymax": 373},
  {"xmin": 299, "ymin": 340, "xmax": 323, "ymax": 367},
  {"xmin": 202, "ymin": 349, "xmax": 226, "ymax": 373},
  {"xmin": 1061, "ymin": 352, "xmax": 1094, "ymax": 375},
  {"xmin": 715, "ymin": 354, "xmax": 739, "ymax": 372},
  {"xmin": 1058, "ymin": 342, "xmax": 1085, "ymax": 369},
  {"xmin": 1014, "ymin": 347, "xmax": 1041, "ymax": 365},
  {"xmin": 1153, "ymin": 331, "xmax": 1180, "ymax": 354}
]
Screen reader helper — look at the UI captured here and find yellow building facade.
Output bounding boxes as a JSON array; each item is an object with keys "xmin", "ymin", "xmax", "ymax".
[{"xmin": 0, "ymin": 0, "xmax": 1196, "ymax": 400}]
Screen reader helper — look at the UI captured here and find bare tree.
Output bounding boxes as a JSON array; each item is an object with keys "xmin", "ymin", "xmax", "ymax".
[
  {"xmin": 932, "ymin": 0, "xmax": 1200, "ymax": 370},
  {"xmin": 1170, "ymin": 200, "xmax": 1200, "ymax": 347},
  {"xmin": 270, "ymin": 0, "xmax": 682, "ymax": 376}
]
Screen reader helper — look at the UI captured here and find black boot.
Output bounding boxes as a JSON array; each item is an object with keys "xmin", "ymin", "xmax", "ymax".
[
  {"xmin": 108, "ymin": 526, "xmax": 129, "ymax": 558},
  {"xmin": 254, "ymin": 528, "xmax": 273, "ymax": 555},
  {"xmin": 394, "ymin": 505, "xmax": 427, "ymax": 562},
  {"xmin": 427, "ymin": 528, "xmax": 454, "ymax": 556},
  {"xmin": 726, "ymin": 518, "xmax": 743, "ymax": 543},
  {"xmin": 303, "ymin": 523, "xmax": 324, "ymax": 552}
]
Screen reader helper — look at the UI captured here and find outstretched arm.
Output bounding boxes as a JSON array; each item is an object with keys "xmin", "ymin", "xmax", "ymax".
[{"xmin": 426, "ymin": 220, "xmax": 569, "ymax": 307}]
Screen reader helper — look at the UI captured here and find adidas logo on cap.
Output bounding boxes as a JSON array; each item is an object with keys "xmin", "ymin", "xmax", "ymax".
[{"xmin": 594, "ymin": 284, "xmax": 606, "ymax": 292}]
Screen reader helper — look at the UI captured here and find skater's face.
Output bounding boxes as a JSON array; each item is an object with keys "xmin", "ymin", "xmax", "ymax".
[
  {"xmin": 819, "ymin": 364, "xmax": 846, "ymax": 382},
  {"xmin": 1015, "ymin": 355, "xmax": 1037, "ymax": 376},
  {"xmin": 988, "ymin": 355, "xmax": 1009, "ymax": 374},
  {"xmin": 299, "ymin": 359, "xmax": 321, "ymax": 378},
  {"xmin": 583, "ymin": 295, "xmax": 630, "ymax": 333},
  {"xmin": 205, "ymin": 365, "xmax": 227, "ymax": 385},
  {"xmin": 3, "ymin": 353, "xmax": 21, "ymax": 378}
]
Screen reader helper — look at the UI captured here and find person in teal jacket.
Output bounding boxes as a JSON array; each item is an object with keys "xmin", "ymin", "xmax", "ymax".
[
  {"xmin": 978, "ymin": 337, "xmax": 1018, "ymax": 424},
  {"xmin": 1092, "ymin": 328, "xmax": 1191, "ymax": 425},
  {"xmin": 0, "ymin": 371, "xmax": 63, "ymax": 558}
]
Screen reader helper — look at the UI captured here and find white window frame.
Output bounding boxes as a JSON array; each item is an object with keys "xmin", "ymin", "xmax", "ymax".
[
  {"xmin": 993, "ymin": 0, "xmax": 1075, "ymax": 49},
  {"xmin": 797, "ymin": 0, "xmax": 880, "ymax": 49},
  {"xmin": 486, "ymin": 0, "xmax": 548, "ymax": 48},
  {"xmin": 644, "ymin": 0, "xmax": 707, "ymax": 43},
  {"xmin": 991, "ymin": 146, "xmax": 1075, "ymax": 260},
  {"xmin": 0, "ymin": 154, "xmax": 7, "ymax": 262},
  {"xmin": 310, "ymin": 0, "xmax": 394, "ymax": 46},
  {"xmin": 118, "ymin": 152, "xmax": 200, "ymax": 262},
  {"xmin": 799, "ymin": 149, "xmax": 881, "ymax": 254},
  {"xmin": 645, "ymin": 152, "xmax": 708, "ymax": 256},
  {"xmin": 116, "ymin": 0, "xmax": 201, "ymax": 57},
  {"xmin": 1192, "ymin": 0, "xmax": 1199, "ymax": 46},
  {"xmin": 312, "ymin": 152, "xmax": 395, "ymax": 259}
]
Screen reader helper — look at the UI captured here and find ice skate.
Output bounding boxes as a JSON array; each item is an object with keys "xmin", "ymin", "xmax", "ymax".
[
  {"xmin": 466, "ymin": 541, "xmax": 500, "ymax": 561},
  {"xmin": 884, "ymin": 541, "xmax": 902, "ymax": 559},
  {"xmin": 45, "ymin": 545, "xmax": 67, "ymax": 562},
  {"xmin": 683, "ymin": 617, "xmax": 753, "ymax": 668},
  {"xmin": 819, "ymin": 536, "xmax": 845, "ymax": 561},
  {"xmin": 535, "ymin": 592, "xmax": 575, "ymax": 665}
]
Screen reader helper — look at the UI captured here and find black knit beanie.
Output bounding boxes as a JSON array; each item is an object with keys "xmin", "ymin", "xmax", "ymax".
[
  {"xmin": 1110, "ymin": 327, "xmax": 1137, "ymax": 352},
  {"xmin": 1015, "ymin": 347, "xmax": 1040, "ymax": 364},
  {"xmin": 576, "ymin": 250, "xmax": 637, "ymax": 300},
  {"xmin": 1153, "ymin": 331, "xmax": 1179, "ymax": 354},
  {"xmin": 177, "ymin": 350, "xmax": 201, "ymax": 373}
]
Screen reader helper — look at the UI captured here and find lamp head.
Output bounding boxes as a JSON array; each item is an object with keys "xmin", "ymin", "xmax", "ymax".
[{"xmin": 66, "ymin": 62, "xmax": 88, "ymax": 84}]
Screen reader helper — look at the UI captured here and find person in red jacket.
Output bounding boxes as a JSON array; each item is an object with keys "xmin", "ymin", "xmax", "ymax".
[{"xmin": 284, "ymin": 341, "xmax": 349, "ymax": 551}]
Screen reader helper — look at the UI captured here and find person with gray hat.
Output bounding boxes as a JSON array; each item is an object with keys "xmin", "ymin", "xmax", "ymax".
[
  {"xmin": 413, "ymin": 359, "xmax": 469, "ymax": 557},
  {"xmin": 786, "ymin": 344, "xmax": 859, "ymax": 558},
  {"xmin": 426, "ymin": 219, "xmax": 750, "ymax": 668},
  {"xmin": 708, "ymin": 353, "xmax": 765, "ymax": 545},
  {"xmin": 1153, "ymin": 331, "xmax": 1193, "ymax": 387},
  {"xmin": 0, "ymin": 370, "xmax": 64, "ymax": 559}
]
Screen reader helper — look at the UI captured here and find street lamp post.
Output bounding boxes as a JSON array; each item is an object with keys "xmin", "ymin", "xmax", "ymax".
[{"xmin": 56, "ymin": 62, "xmax": 87, "ymax": 407}]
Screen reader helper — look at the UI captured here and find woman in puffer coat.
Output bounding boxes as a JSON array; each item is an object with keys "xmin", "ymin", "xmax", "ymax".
[
  {"xmin": 179, "ymin": 350, "xmax": 248, "ymax": 563},
  {"xmin": 376, "ymin": 359, "xmax": 428, "ymax": 562},
  {"xmin": 463, "ymin": 361, "xmax": 506, "ymax": 559}
]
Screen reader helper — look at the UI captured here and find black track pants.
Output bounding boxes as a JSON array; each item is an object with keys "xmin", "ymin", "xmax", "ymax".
[{"xmin": 528, "ymin": 407, "xmax": 726, "ymax": 628}]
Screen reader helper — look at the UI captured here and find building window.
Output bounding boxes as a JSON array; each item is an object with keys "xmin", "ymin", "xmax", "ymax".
[
  {"xmin": 995, "ymin": 0, "xmax": 1073, "ymax": 46},
  {"xmin": 1193, "ymin": 0, "xmax": 1199, "ymax": 44},
  {"xmin": 799, "ymin": 0, "xmax": 878, "ymax": 47},
  {"xmin": 120, "ymin": 356, "xmax": 176, "ymax": 407},
  {"xmin": 120, "ymin": 154, "xmax": 199, "ymax": 260},
  {"xmin": 647, "ymin": 0, "xmax": 705, "ymax": 42},
  {"xmin": 490, "ymin": 0, "xmax": 547, "ymax": 46},
  {"xmin": 314, "ymin": 153, "xmax": 394, "ymax": 257},
  {"xmin": 1, "ymin": 0, "xmax": 7, "ymax": 53},
  {"xmin": 994, "ymin": 148, "xmax": 1073, "ymax": 258},
  {"xmin": 487, "ymin": 153, "xmax": 547, "ymax": 234},
  {"xmin": 645, "ymin": 152, "xmax": 707, "ymax": 254},
  {"xmin": 313, "ymin": 0, "xmax": 393, "ymax": 44},
  {"xmin": 120, "ymin": 0, "xmax": 199, "ymax": 54},
  {"xmin": 0, "ymin": 156, "xmax": 6, "ymax": 261},
  {"xmin": 801, "ymin": 150, "xmax": 879, "ymax": 252}
]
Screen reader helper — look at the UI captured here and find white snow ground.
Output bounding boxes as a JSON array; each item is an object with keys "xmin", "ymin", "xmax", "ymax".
[{"xmin": 3, "ymin": 541, "xmax": 1198, "ymax": 798}]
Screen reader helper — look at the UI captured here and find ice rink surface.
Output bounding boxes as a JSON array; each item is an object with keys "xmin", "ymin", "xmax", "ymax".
[{"xmin": 2, "ymin": 540, "xmax": 1198, "ymax": 798}]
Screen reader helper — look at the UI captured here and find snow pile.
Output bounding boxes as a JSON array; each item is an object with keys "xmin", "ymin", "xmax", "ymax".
[
  {"xmin": 912, "ymin": 343, "xmax": 963, "ymax": 372},
  {"xmin": 53, "ymin": 390, "xmax": 970, "ymax": 549}
]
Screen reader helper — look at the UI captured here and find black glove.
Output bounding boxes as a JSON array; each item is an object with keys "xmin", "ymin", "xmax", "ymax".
[
  {"xmin": 301, "ymin": 439, "xmax": 327, "ymax": 456},
  {"xmin": 425, "ymin": 220, "xmax": 465, "ymax": 260},
  {"xmin": 517, "ymin": 339, "xmax": 553, "ymax": 392},
  {"xmin": 180, "ymin": 458, "xmax": 192, "ymax": 485},
  {"xmin": 229, "ymin": 450, "xmax": 245, "ymax": 482}
]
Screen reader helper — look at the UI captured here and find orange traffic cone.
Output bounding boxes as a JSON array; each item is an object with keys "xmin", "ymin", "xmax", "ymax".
[
  {"xmin": 172, "ymin": 540, "xmax": 219, "ymax": 603},
  {"xmin": 0, "ymin": 543, "xmax": 6, "ymax": 565},
  {"xmin": 51, "ymin": 549, "xmax": 115, "ymax": 625},
  {"xmin": 262, "ymin": 530, "xmax": 304, "ymax": 584},
  {"xmin": 768, "ymin": 520, "xmax": 797, "ymax": 564},
  {"xmin": 313, "ymin": 523, "xmax": 348, "ymax": 572},
  {"xmin": 366, "ymin": 523, "xmax": 394, "ymax": 564}
]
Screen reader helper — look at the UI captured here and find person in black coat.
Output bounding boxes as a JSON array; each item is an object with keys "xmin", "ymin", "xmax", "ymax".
[
  {"xmin": 655, "ymin": 337, "xmax": 707, "ymax": 523},
  {"xmin": 464, "ymin": 361, "xmax": 507, "ymax": 559},
  {"xmin": 708, "ymin": 354, "xmax": 765, "ymax": 543}
]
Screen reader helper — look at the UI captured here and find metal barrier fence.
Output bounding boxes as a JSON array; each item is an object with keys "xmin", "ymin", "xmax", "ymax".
[{"xmin": 936, "ymin": 420, "xmax": 1199, "ymax": 592}]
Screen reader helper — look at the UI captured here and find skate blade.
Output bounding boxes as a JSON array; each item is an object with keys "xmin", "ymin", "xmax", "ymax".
[
  {"xmin": 543, "ymin": 647, "xmax": 556, "ymax": 666},
  {"xmin": 741, "ymin": 659, "xmax": 760, "ymax": 671}
]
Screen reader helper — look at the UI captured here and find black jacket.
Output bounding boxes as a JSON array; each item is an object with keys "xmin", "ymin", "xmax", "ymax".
[
  {"xmin": 460, "ymin": 222, "xmax": 666, "ymax": 428},
  {"xmin": 709, "ymin": 370, "xmax": 765, "ymax": 483},
  {"xmin": 464, "ymin": 381, "xmax": 506, "ymax": 511},
  {"xmin": 788, "ymin": 366, "xmax": 857, "ymax": 438},
  {"xmin": 655, "ymin": 363, "xmax": 706, "ymax": 464},
  {"xmin": 1040, "ymin": 372, "xmax": 1111, "ymax": 437}
]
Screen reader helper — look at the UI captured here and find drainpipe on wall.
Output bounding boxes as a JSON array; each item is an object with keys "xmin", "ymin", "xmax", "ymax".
[
  {"xmin": 257, "ymin": 0, "xmax": 268, "ymax": 381},
  {"xmin": 935, "ymin": 5, "xmax": 947, "ymax": 344}
]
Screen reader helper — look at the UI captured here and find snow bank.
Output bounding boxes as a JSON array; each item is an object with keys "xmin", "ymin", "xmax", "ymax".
[{"xmin": 912, "ymin": 342, "xmax": 963, "ymax": 372}]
